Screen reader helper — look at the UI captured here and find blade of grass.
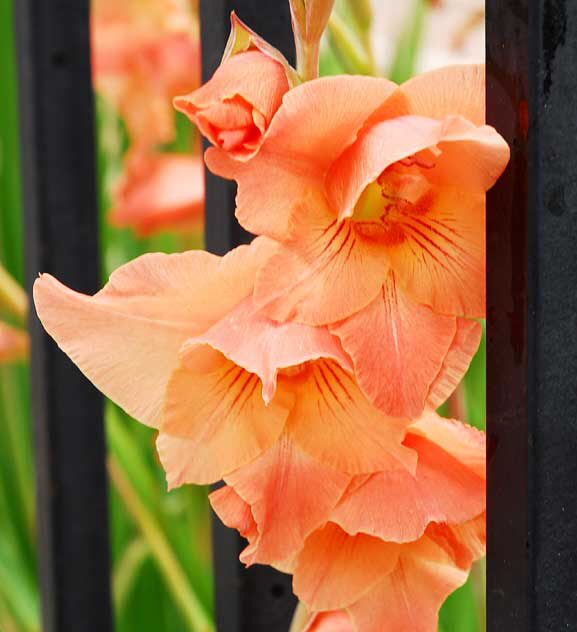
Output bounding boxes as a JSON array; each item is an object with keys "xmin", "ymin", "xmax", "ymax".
[
  {"xmin": 388, "ymin": 0, "xmax": 427, "ymax": 84},
  {"xmin": 108, "ymin": 455, "xmax": 214, "ymax": 632}
]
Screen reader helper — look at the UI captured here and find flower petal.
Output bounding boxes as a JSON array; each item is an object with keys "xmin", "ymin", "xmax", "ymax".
[
  {"xmin": 386, "ymin": 186, "xmax": 486, "ymax": 317},
  {"xmin": 426, "ymin": 318, "xmax": 482, "ymax": 409},
  {"xmin": 0, "ymin": 322, "xmax": 28, "ymax": 364},
  {"xmin": 109, "ymin": 152, "xmax": 204, "ymax": 236},
  {"xmin": 224, "ymin": 433, "xmax": 350, "ymax": 565},
  {"xmin": 209, "ymin": 485, "xmax": 258, "ymax": 542},
  {"xmin": 408, "ymin": 412, "xmax": 486, "ymax": 480},
  {"xmin": 293, "ymin": 523, "xmax": 400, "ymax": 611},
  {"xmin": 348, "ymin": 528, "xmax": 471, "ymax": 632},
  {"xmin": 285, "ymin": 360, "xmax": 416, "ymax": 475},
  {"xmin": 401, "ymin": 64, "xmax": 486, "ymax": 126},
  {"xmin": 174, "ymin": 50, "xmax": 289, "ymax": 159},
  {"xmin": 158, "ymin": 348, "xmax": 293, "ymax": 485},
  {"xmin": 33, "ymin": 246, "xmax": 259, "ymax": 428},
  {"xmin": 304, "ymin": 611, "xmax": 354, "ymax": 632},
  {"xmin": 192, "ymin": 296, "xmax": 352, "ymax": 404},
  {"xmin": 330, "ymin": 274, "xmax": 456, "ymax": 418},
  {"xmin": 327, "ymin": 114, "xmax": 508, "ymax": 220},
  {"xmin": 206, "ymin": 75, "xmax": 399, "ymax": 239},
  {"xmin": 330, "ymin": 420, "xmax": 485, "ymax": 542},
  {"xmin": 253, "ymin": 210, "xmax": 386, "ymax": 326}
]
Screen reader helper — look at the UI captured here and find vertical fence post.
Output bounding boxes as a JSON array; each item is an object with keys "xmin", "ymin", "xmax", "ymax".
[
  {"xmin": 487, "ymin": 1, "xmax": 577, "ymax": 629},
  {"xmin": 14, "ymin": 1, "xmax": 113, "ymax": 631},
  {"xmin": 199, "ymin": 1, "xmax": 298, "ymax": 630}
]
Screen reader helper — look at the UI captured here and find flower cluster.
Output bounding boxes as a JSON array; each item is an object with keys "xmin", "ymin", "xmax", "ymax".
[
  {"xmin": 92, "ymin": 0, "xmax": 204, "ymax": 235},
  {"xmin": 35, "ymin": 4, "xmax": 509, "ymax": 630}
]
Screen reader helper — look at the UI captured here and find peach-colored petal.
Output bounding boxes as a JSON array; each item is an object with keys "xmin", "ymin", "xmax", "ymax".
[
  {"xmin": 330, "ymin": 274, "xmax": 456, "ymax": 418},
  {"xmin": 285, "ymin": 360, "xmax": 417, "ymax": 475},
  {"xmin": 0, "ymin": 322, "xmax": 29, "ymax": 364},
  {"xmin": 224, "ymin": 433, "xmax": 350, "ymax": 565},
  {"xmin": 304, "ymin": 611, "xmax": 354, "ymax": 632},
  {"xmin": 348, "ymin": 529, "xmax": 470, "ymax": 632},
  {"xmin": 222, "ymin": 12, "xmax": 299, "ymax": 87},
  {"xmin": 174, "ymin": 50, "xmax": 289, "ymax": 159},
  {"xmin": 209, "ymin": 485, "xmax": 258, "ymax": 543},
  {"xmin": 328, "ymin": 115, "xmax": 509, "ymax": 221},
  {"xmin": 206, "ymin": 75, "xmax": 399, "ymax": 239},
  {"xmin": 408, "ymin": 412, "xmax": 486, "ymax": 479},
  {"xmin": 401, "ymin": 64, "xmax": 486, "ymax": 126},
  {"xmin": 385, "ymin": 186, "xmax": 486, "ymax": 318},
  {"xmin": 253, "ymin": 206, "xmax": 387, "ymax": 325},
  {"xmin": 109, "ymin": 152, "xmax": 204, "ymax": 236},
  {"xmin": 157, "ymin": 349, "xmax": 293, "ymax": 486},
  {"xmin": 191, "ymin": 296, "xmax": 351, "ymax": 404},
  {"xmin": 330, "ymin": 423, "xmax": 485, "ymax": 542},
  {"xmin": 33, "ymin": 244, "xmax": 263, "ymax": 428},
  {"xmin": 426, "ymin": 318, "xmax": 482, "ymax": 409},
  {"xmin": 294, "ymin": 523, "xmax": 400, "ymax": 611}
]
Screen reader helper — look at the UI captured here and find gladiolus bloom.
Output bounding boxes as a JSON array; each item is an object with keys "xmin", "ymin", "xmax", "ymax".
[
  {"xmin": 207, "ymin": 65, "xmax": 508, "ymax": 417},
  {"xmin": 212, "ymin": 414, "xmax": 485, "ymax": 632},
  {"xmin": 91, "ymin": 0, "xmax": 200, "ymax": 148},
  {"xmin": 109, "ymin": 151, "xmax": 204, "ymax": 236},
  {"xmin": 33, "ymin": 239, "xmax": 415, "ymax": 486},
  {"xmin": 0, "ymin": 322, "xmax": 29, "ymax": 364}
]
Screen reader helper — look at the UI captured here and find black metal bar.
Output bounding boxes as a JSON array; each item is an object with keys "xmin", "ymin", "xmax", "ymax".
[
  {"xmin": 199, "ymin": 1, "xmax": 298, "ymax": 630},
  {"xmin": 487, "ymin": 1, "xmax": 577, "ymax": 629},
  {"xmin": 13, "ymin": 1, "xmax": 113, "ymax": 631}
]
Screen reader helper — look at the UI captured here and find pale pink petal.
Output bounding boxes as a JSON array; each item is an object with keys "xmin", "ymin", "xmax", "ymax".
[
  {"xmin": 330, "ymin": 274, "xmax": 456, "ymax": 418},
  {"xmin": 33, "ymin": 243, "xmax": 263, "ymax": 428},
  {"xmin": 330, "ymin": 423, "xmax": 485, "ymax": 542},
  {"xmin": 224, "ymin": 433, "xmax": 350, "ymax": 566},
  {"xmin": 157, "ymin": 348, "xmax": 293, "ymax": 486},
  {"xmin": 426, "ymin": 318, "xmax": 482, "ymax": 409},
  {"xmin": 293, "ymin": 523, "xmax": 400, "ymax": 611},
  {"xmin": 191, "ymin": 296, "xmax": 352, "ymax": 404},
  {"xmin": 285, "ymin": 360, "xmax": 417, "ymax": 475},
  {"xmin": 206, "ymin": 75, "xmax": 399, "ymax": 239}
]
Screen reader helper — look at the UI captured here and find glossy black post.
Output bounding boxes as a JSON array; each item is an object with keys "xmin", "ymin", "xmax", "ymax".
[
  {"xmin": 487, "ymin": 1, "xmax": 577, "ymax": 629},
  {"xmin": 199, "ymin": 1, "xmax": 297, "ymax": 630},
  {"xmin": 14, "ymin": 1, "xmax": 113, "ymax": 631}
]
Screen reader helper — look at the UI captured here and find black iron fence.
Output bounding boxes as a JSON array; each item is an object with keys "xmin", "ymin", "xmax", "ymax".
[{"xmin": 12, "ymin": 0, "xmax": 577, "ymax": 630}]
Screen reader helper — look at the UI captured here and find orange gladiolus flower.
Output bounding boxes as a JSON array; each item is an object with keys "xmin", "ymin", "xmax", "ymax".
[
  {"xmin": 33, "ymin": 239, "xmax": 415, "ymax": 485},
  {"xmin": 174, "ymin": 14, "xmax": 293, "ymax": 160},
  {"xmin": 109, "ymin": 151, "xmax": 204, "ymax": 236},
  {"xmin": 206, "ymin": 65, "xmax": 508, "ymax": 417},
  {"xmin": 92, "ymin": 0, "xmax": 200, "ymax": 148},
  {"xmin": 212, "ymin": 414, "xmax": 485, "ymax": 632},
  {"xmin": 0, "ymin": 322, "xmax": 29, "ymax": 364},
  {"xmin": 303, "ymin": 611, "xmax": 353, "ymax": 632}
]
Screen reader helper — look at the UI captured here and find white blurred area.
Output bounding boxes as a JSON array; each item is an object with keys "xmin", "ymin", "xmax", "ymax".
[{"xmin": 371, "ymin": 0, "xmax": 485, "ymax": 73}]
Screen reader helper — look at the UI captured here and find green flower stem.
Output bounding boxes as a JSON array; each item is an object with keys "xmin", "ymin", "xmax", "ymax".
[
  {"xmin": 107, "ymin": 456, "xmax": 214, "ymax": 632},
  {"xmin": 327, "ymin": 13, "xmax": 375, "ymax": 76}
]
